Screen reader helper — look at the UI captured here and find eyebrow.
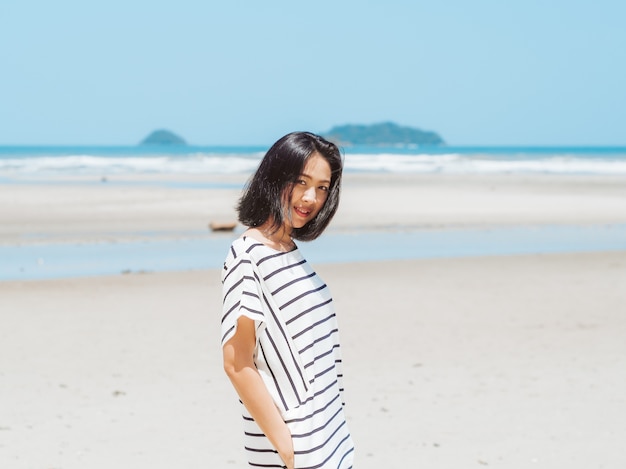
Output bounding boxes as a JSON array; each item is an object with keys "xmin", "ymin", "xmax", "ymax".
[{"xmin": 300, "ymin": 173, "xmax": 331, "ymax": 184}]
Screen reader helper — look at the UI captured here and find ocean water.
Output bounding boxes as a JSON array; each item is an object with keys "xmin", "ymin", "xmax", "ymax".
[
  {"xmin": 2, "ymin": 224, "xmax": 626, "ymax": 281},
  {"xmin": 1, "ymin": 145, "xmax": 626, "ymax": 177},
  {"xmin": 2, "ymin": 145, "xmax": 625, "ymax": 280}
]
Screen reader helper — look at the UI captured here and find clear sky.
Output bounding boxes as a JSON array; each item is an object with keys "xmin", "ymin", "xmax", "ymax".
[{"xmin": 1, "ymin": 0, "xmax": 625, "ymax": 146}]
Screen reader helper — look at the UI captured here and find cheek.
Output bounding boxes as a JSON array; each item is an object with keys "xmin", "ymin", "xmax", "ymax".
[
  {"xmin": 319, "ymin": 190, "xmax": 330, "ymax": 204},
  {"xmin": 314, "ymin": 193, "xmax": 329, "ymax": 213}
]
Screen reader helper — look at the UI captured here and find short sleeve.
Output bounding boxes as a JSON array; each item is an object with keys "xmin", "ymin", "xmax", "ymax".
[{"xmin": 220, "ymin": 251, "xmax": 266, "ymax": 347}]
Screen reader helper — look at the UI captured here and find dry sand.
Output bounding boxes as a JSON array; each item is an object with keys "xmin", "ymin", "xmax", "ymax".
[
  {"xmin": 1, "ymin": 254, "xmax": 625, "ymax": 468},
  {"xmin": 1, "ymin": 173, "xmax": 626, "ymax": 468}
]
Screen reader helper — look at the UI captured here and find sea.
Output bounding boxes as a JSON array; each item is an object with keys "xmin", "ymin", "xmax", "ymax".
[
  {"xmin": 2, "ymin": 145, "xmax": 626, "ymax": 280},
  {"xmin": 2, "ymin": 144, "xmax": 626, "ymax": 178}
]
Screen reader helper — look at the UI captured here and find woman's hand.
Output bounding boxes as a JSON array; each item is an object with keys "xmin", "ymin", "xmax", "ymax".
[{"xmin": 278, "ymin": 445, "xmax": 295, "ymax": 469}]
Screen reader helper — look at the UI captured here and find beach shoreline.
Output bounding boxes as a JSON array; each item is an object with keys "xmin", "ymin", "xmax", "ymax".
[
  {"xmin": 2, "ymin": 172, "xmax": 626, "ymax": 246},
  {"xmin": 2, "ymin": 170, "xmax": 625, "ymax": 467}
]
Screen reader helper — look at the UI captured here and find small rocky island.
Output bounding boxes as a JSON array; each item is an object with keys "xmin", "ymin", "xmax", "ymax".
[
  {"xmin": 324, "ymin": 122, "xmax": 444, "ymax": 146},
  {"xmin": 140, "ymin": 129, "xmax": 187, "ymax": 145}
]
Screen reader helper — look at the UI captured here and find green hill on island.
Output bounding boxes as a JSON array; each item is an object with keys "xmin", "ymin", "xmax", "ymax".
[
  {"xmin": 324, "ymin": 122, "xmax": 444, "ymax": 146},
  {"xmin": 140, "ymin": 129, "xmax": 187, "ymax": 145}
]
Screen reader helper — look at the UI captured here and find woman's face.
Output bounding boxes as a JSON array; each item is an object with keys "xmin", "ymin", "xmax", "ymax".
[{"xmin": 283, "ymin": 152, "xmax": 332, "ymax": 232}]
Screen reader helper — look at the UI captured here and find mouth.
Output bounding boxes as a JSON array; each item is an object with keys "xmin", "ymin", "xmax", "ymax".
[{"xmin": 294, "ymin": 206, "xmax": 312, "ymax": 219}]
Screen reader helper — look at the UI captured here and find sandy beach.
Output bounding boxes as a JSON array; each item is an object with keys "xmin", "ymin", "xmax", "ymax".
[
  {"xmin": 1, "ymin": 173, "xmax": 626, "ymax": 468},
  {"xmin": 2, "ymin": 173, "xmax": 626, "ymax": 244}
]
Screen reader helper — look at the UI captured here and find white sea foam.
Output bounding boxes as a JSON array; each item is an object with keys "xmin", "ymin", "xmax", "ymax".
[
  {"xmin": 1, "ymin": 150, "xmax": 626, "ymax": 176},
  {"xmin": 344, "ymin": 153, "xmax": 462, "ymax": 173},
  {"xmin": 0, "ymin": 153, "xmax": 263, "ymax": 175},
  {"xmin": 344, "ymin": 153, "xmax": 626, "ymax": 175},
  {"xmin": 449, "ymin": 156, "xmax": 626, "ymax": 175}
]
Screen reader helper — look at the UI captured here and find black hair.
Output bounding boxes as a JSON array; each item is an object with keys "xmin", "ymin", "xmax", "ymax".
[{"xmin": 237, "ymin": 131, "xmax": 343, "ymax": 241}]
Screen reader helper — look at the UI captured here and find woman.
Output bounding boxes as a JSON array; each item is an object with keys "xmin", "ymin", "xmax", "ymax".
[{"xmin": 221, "ymin": 132, "xmax": 355, "ymax": 469}]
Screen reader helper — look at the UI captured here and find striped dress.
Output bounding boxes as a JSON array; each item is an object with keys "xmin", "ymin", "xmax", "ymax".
[{"xmin": 221, "ymin": 236, "xmax": 355, "ymax": 469}]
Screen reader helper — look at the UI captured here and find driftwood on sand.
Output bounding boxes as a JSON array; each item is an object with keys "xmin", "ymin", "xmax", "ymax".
[{"xmin": 209, "ymin": 221, "xmax": 238, "ymax": 232}]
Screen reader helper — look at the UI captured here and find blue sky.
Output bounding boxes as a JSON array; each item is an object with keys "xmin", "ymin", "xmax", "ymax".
[{"xmin": 1, "ymin": 0, "xmax": 625, "ymax": 146}]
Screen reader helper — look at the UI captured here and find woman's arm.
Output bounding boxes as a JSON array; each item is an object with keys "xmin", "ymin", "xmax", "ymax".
[{"xmin": 223, "ymin": 316, "xmax": 294, "ymax": 469}]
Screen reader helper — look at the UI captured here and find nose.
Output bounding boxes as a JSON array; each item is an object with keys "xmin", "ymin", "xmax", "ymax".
[{"xmin": 301, "ymin": 186, "xmax": 317, "ymax": 203}]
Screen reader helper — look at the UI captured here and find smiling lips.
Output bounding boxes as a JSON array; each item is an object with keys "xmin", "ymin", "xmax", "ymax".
[{"xmin": 294, "ymin": 206, "xmax": 312, "ymax": 219}]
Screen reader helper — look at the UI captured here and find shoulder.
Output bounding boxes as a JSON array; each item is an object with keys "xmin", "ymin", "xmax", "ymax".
[
  {"xmin": 223, "ymin": 236, "xmax": 265, "ymax": 273},
  {"xmin": 231, "ymin": 235, "xmax": 269, "ymax": 255}
]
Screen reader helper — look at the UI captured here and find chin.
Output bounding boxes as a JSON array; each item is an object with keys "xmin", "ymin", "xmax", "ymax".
[{"xmin": 290, "ymin": 216, "xmax": 311, "ymax": 229}]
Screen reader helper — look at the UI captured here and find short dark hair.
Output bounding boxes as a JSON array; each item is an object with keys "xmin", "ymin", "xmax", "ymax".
[{"xmin": 237, "ymin": 131, "xmax": 343, "ymax": 241}]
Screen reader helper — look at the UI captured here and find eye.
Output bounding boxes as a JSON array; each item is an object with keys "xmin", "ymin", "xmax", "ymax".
[{"xmin": 318, "ymin": 185, "xmax": 329, "ymax": 192}]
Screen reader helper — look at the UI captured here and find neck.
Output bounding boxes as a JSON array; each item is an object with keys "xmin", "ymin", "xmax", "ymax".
[{"xmin": 253, "ymin": 221, "xmax": 294, "ymax": 252}]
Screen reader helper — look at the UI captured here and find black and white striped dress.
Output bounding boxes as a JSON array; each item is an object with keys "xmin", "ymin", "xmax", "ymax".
[{"xmin": 221, "ymin": 236, "xmax": 355, "ymax": 469}]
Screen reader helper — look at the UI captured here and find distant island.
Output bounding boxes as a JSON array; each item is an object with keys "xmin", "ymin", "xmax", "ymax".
[
  {"xmin": 323, "ymin": 122, "xmax": 444, "ymax": 146},
  {"xmin": 140, "ymin": 129, "xmax": 187, "ymax": 145}
]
